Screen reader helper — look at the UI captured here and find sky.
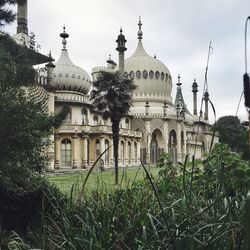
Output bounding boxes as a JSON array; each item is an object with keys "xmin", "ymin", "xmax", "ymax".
[{"xmin": 3, "ymin": 0, "xmax": 250, "ymax": 122}]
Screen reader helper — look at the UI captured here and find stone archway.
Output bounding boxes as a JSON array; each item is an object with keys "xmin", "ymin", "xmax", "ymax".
[{"xmin": 150, "ymin": 129, "xmax": 164, "ymax": 164}]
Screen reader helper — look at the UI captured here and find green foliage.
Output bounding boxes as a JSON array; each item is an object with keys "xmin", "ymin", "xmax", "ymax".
[
  {"xmin": 204, "ymin": 144, "xmax": 250, "ymax": 196},
  {"xmin": 213, "ymin": 115, "xmax": 248, "ymax": 159},
  {"xmin": 0, "ymin": 31, "xmax": 68, "ymax": 244},
  {"xmin": 0, "ymin": 0, "xmax": 19, "ymax": 28},
  {"xmin": 31, "ymin": 146, "xmax": 247, "ymax": 249}
]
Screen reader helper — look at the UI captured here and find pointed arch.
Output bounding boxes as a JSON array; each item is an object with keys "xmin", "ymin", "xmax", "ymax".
[{"xmin": 61, "ymin": 138, "xmax": 72, "ymax": 167}]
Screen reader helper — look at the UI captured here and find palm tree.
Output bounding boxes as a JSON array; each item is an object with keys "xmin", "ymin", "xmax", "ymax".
[{"xmin": 90, "ymin": 70, "xmax": 136, "ymax": 184}]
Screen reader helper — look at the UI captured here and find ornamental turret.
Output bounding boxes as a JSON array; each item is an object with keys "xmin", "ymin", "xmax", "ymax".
[
  {"xmin": 192, "ymin": 79, "xmax": 198, "ymax": 115},
  {"xmin": 116, "ymin": 28, "xmax": 127, "ymax": 72}
]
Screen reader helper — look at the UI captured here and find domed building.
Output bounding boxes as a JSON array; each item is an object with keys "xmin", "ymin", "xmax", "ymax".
[{"xmin": 14, "ymin": 1, "xmax": 218, "ymax": 170}]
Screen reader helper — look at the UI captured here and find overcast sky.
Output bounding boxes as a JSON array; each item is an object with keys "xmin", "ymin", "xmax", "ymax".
[{"xmin": 4, "ymin": 0, "xmax": 250, "ymax": 122}]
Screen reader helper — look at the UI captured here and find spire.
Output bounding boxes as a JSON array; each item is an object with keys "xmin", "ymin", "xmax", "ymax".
[
  {"xmin": 60, "ymin": 26, "xmax": 69, "ymax": 50},
  {"xmin": 137, "ymin": 16, "xmax": 143, "ymax": 41},
  {"xmin": 174, "ymin": 74, "xmax": 190, "ymax": 114},
  {"xmin": 192, "ymin": 78, "xmax": 198, "ymax": 115},
  {"xmin": 177, "ymin": 74, "xmax": 181, "ymax": 87},
  {"xmin": 17, "ymin": 0, "xmax": 28, "ymax": 35}
]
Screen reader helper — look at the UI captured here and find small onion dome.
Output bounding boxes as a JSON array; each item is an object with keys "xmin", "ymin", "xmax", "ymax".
[{"xmin": 53, "ymin": 27, "xmax": 91, "ymax": 94}]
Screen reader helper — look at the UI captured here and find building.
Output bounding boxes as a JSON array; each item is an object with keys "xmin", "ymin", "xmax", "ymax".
[{"xmin": 14, "ymin": 1, "xmax": 218, "ymax": 171}]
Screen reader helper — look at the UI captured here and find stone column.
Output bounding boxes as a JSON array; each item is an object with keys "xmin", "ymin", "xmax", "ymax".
[
  {"xmin": 124, "ymin": 139, "xmax": 128, "ymax": 167},
  {"xmin": 72, "ymin": 134, "xmax": 78, "ymax": 168},
  {"xmin": 82, "ymin": 136, "xmax": 88, "ymax": 168},
  {"xmin": 131, "ymin": 140, "xmax": 135, "ymax": 165},
  {"xmin": 145, "ymin": 119, "xmax": 151, "ymax": 164},
  {"xmin": 182, "ymin": 124, "xmax": 187, "ymax": 158},
  {"xmin": 55, "ymin": 135, "xmax": 61, "ymax": 169},
  {"xmin": 137, "ymin": 140, "xmax": 141, "ymax": 165},
  {"xmin": 177, "ymin": 122, "xmax": 182, "ymax": 162},
  {"xmin": 163, "ymin": 121, "xmax": 169, "ymax": 153}
]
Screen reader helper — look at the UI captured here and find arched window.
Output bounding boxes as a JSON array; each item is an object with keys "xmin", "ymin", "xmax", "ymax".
[
  {"xmin": 136, "ymin": 70, "xmax": 141, "ymax": 79},
  {"xmin": 61, "ymin": 139, "xmax": 71, "ymax": 167},
  {"xmin": 96, "ymin": 139, "xmax": 100, "ymax": 159},
  {"xmin": 93, "ymin": 115, "xmax": 99, "ymax": 126},
  {"xmin": 155, "ymin": 71, "xmax": 160, "ymax": 79},
  {"xmin": 142, "ymin": 70, "xmax": 148, "ymax": 79},
  {"xmin": 81, "ymin": 108, "xmax": 88, "ymax": 125},
  {"xmin": 149, "ymin": 70, "xmax": 154, "ymax": 79},
  {"xmin": 165, "ymin": 73, "xmax": 169, "ymax": 81},
  {"xmin": 105, "ymin": 140, "xmax": 109, "ymax": 166},
  {"xmin": 64, "ymin": 108, "xmax": 71, "ymax": 124},
  {"xmin": 129, "ymin": 71, "xmax": 135, "ymax": 80},
  {"xmin": 125, "ymin": 118, "xmax": 129, "ymax": 129},
  {"xmin": 161, "ymin": 72, "xmax": 164, "ymax": 80}
]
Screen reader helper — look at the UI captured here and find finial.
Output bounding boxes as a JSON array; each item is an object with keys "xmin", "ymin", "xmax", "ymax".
[
  {"xmin": 60, "ymin": 26, "xmax": 69, "ymax": 50},
  {"xmin": 120, "ymin": 27, "xmax": 123, "ymax": 33},
  {"xmin": 177, "ymin": 74, "xmax": 181, "ymax": 86},
  {"xmin": 154, "ymin": 54, "xmax": 157, "ymax": 59},
  {"xmin": 137, "ymin": 16, "xmax": 143, "ymax": 41}
]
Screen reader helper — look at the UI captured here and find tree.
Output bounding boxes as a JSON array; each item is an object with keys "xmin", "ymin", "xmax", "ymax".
[
  {"xmin": 0, "ymin": 33, "xmax": 68, "ymax": 179},
  {"xmin": 0, "ymin": 23, "xmax": 69, "ymax": 237},
  {"xmin": 0, "ymin": 0, "xmax": 19, "ymax": 28},
  {"xmin": 213, "ymin": 115, "xmax": 248, "ymax": 159},
  {"xmin": 90, "ymin": 71, "xmax": 136, "ymax": 184}
]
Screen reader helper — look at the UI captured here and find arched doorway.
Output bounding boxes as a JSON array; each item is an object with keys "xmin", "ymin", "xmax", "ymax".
[
  {"xmin": 169, "ymin": 130, "xmax": 177, "ymax": 164},
  {"xmin": 61, "ymin": 139, "xmax": 72, "ymax": 167},
  {"xmin": 96, "ymin": 139, "xmax": 100, "ymax": 160},
  {"xmin": 150, "ymin": 129, "xmax": 164, "ymax": 164}
]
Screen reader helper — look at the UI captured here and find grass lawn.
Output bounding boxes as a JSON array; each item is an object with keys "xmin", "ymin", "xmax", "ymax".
[{"xmin": 47, "ymin": 166, "xmax": 159, "ymax": 196}]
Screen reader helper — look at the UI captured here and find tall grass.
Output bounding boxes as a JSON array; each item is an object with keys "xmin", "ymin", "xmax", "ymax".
[
  {"xmin": 34, "ymin": 144, "xmax": 248, "ymax": 249},
  {"xmin": 3, "ymin": 144, "xmax": 249, "ymax": 249}
]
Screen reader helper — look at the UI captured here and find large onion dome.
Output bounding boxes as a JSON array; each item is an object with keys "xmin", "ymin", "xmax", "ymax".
[
  {"xmin": 125, "ymin": 18, "xmax": 172, "ymax": 104},
  {"xmin": 53, "ymin": 27, "xmax": 91, "ymax": 94}
]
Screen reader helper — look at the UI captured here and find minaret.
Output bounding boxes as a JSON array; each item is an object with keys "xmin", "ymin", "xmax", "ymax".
[
  {"xmin": 204, "ymin": 91, "xmax": 209, "ymax": 121},
  {"xmin": 17, "ymin": 0, "xmax": 28, "ymax": 35},
  {"xmin": 174, "ymin": 75, "xmax": 186, "ymax": 107},
  {"xmin": 116, "ymin": 28, "xmax": 127, "ymax": 72},
  {"xmin": 192, "ymin": 79, "xmax": 198, "ymax": 115}
]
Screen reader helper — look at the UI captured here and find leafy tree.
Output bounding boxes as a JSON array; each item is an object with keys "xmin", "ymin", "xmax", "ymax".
[
  {"xmin": 213, "ymin": 115, "xmax": 248, "ymax": 159},
  {"xmin": 0, "ymin": 0, "xmax": 19, "ymax": 28},
  {"xmin": 90, "ymin": 71, "xmax": 136, "ymax": 184},
  {"xmin": 0, "ymin": 21, "xmax": 68, "ymax": 238},
  {"xmin": 0, "ymin": 34, "xmax": 63, "ymax": 177}
]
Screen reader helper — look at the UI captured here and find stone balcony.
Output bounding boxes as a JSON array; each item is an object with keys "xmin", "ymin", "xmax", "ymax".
[{"xmin": 57, "ymin": 124, "xmax": 142, "ymax": 138}]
